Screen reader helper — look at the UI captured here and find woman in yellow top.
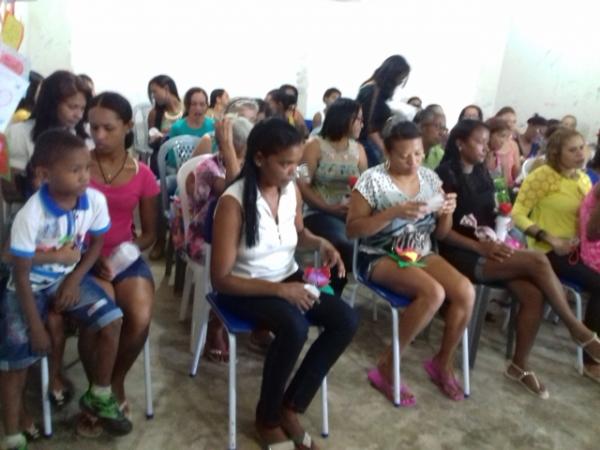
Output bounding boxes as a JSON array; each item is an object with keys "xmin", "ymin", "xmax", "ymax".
[{"xmin": 512, "ymin": 127, "xmax": 600, "ymax": 382}]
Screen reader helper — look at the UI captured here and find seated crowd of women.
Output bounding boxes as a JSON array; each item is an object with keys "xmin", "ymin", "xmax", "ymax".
[{"xmin": 2, "ymin": 54, "xmax": 600, "ymax": 450}]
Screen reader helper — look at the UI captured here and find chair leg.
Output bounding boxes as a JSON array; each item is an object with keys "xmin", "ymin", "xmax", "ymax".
[
  {"xmin": 391, "ymin": 308, "xmax": 401, "ymax": 407},
  {"xmin": 174, "ymin": 254, "xmax": 187, "ymax": 294},
  {"xmin": 228, "ymin": 333, "xmax": 237, "ymax": 450},
  {"xmin": 189, "ymin": 294, "xmax": 211, "ymax": 376},
  {"xmin": 462, "ymin": 328, "xmax": 470, "ymax": 397},
  {"xmin": 320, "ymin": 377, "xmax": 329, "ymax": 438},
  {"xmin": 348, "ymin": 283, "xmax": 360, "ymax": 308},
  {"xmin": 574, "ymin": 292, "xmax": 584, "ymax": 375},
  {"xmin": 467, "ymin": 285, "xmax": 492, "ymax": 369},
  {"xmin": 144, "ymin": 339, "xmax": 154, "ymax": 419},
  {"xmin": 179, "ymin": 264, "xmax": 193, "ymax": 322},
  {"xmin": 372, "ymin": 293, "xmax": 378, "ymax": 322},
  {"xmin": 40, "ymin": 356, "xmax": 52, "ymax": 437},
  {"xmin": 165, "ymin": 235, "xmax": 174, "ymax": 278}
]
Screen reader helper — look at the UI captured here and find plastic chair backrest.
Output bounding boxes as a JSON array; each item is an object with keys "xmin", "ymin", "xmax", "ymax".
[
  {"xmin": 132, "ymin": 103, "xmax": 153, "ymax": 155},
  {"xmin": 176, "ymin": 154, "xmax": 213, "ymax": 245},
  {"xmin": 157, "ymin": 135, "xmax": 201, "ymax": 215}
]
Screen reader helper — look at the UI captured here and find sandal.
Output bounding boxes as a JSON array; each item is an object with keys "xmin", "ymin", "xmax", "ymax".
[
  {"xmin": 204, "ymin": 348, "xmax": 229, "ymax": 363},
  {"xmin": 367, "ymin": 367, "xmax": 416, "ymax": 407},
  {"xmin": 75, "ymin": 412, "xmax": 103, "ymax": 438},
  {"xmin": 288, "ymin": 431, "xmax": 318, "ymax": 450},
  {"xmin": 576, "ymin": 332, "xmax": 600, "ymax": 364},
  {"xmin": 119, "ymin": 400, "xmax": 132, "ymax": 422},
  {"xmin": 49, "ymin": 378, "xmax": 74, "ymax": 408},
  {"xmin": 504, "ymin": 362, "xmax": 549, "ymax": 399},
  {"xmin": 255, "ymin": 426, "xmax": 295, "ymax": 450},
  {"xmin": 423, "ymin": 359, "xmax": 465, "ymax": 401},
  {"xmin": 23, "ymin": 423, "xmax": 41, "ymax": 441}
]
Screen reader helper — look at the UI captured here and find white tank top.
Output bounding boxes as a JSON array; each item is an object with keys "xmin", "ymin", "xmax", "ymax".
[{"xmin": 223, "ymin": 179, "xmax": 299, "ymax": 282}]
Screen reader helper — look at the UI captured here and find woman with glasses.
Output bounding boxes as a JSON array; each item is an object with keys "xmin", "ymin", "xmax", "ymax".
[{"xmin": 298, "ymin": 98, "xmax": 368, "ymax": 295}]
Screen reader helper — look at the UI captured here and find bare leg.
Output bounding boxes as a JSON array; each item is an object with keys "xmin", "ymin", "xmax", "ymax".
[
  {"xmin": 47, "ymin": 310, "xmax": 67, "ymax": 393},
  {"xmin": 421, "ymin": 255, "xmax": 475, "ymax": 374},
  {"xmin": 481, "ymin": 250, "xmax": 598, "ymax": 349},
  {"xmin": 0, "ymin": 369, "xmax": 28, "ymax": 436},
  {"xmin": 504, "ymin": 278, "xmax": 547, "ymax": 394},
  {"xmin": 112, "ymin": 277, "xmax": 154, "ymax": 403},
  {"xmin": 369, "ymin": 257, "xmax": 445, "ymax": 388}
]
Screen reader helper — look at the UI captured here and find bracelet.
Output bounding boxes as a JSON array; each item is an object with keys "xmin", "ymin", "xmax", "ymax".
[{"xmin": 534, "ymin": 229, "xmax": 547, "ymax": 242}]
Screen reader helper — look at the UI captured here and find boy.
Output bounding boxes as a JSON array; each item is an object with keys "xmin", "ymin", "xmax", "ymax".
[{"xmin": 0, "ymin": 130, "xmax": 131, "ymax": 450}]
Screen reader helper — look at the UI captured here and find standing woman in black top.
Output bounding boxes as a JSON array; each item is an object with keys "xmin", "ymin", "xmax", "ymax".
[
  {"xmin": 356, "ymin": 55, "xmax": 410, "ymax": 167},
  {"xmin": 436, "ymin": 119, "xmax": 600, "ymax": 399}
]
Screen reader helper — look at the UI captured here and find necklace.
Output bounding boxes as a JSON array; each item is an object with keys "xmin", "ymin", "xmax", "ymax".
[{"xmin": 96, "ymin": 152, "xmax": 129, "ymax": 184}]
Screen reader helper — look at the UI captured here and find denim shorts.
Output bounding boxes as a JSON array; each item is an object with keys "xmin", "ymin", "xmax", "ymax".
[
  {"xmin": 112, "ymin": 257, "xmax": 154, "ymax": 285},
  {"xmin": 0, "ymin": 275, "xmax": 122, "ymax": 371}
]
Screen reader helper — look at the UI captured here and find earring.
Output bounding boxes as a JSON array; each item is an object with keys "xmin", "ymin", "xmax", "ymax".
[{"xmin": 384, "ymin": 159, "xmax": 390, "ymax": 170}]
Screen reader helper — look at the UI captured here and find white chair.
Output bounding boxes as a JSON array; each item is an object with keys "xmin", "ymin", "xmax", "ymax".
[
  {"xmin": 40, "ymin": 339, "xmax": 154, "ymax": 436},
  {"xmin": 132, "ymin": 102, "xmax": 153, "ymax": 163},
  {"xmin": 348, "ymin": 240, "xmax": 470, "ymax": 405},
  {"xmin": 174, "ymin": 155, "xmax": 214, "ymax": 356}
]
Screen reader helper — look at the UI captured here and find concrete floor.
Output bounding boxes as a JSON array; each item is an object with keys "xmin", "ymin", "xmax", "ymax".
[{"xmin": 13, "ymin": 262, "xmax": 600, "ymax": 450}]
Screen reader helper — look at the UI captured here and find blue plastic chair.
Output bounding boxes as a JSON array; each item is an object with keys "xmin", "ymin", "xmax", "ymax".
[
  {"xmin": 348, "ymin": 240, "xmax": 471, "ymax": 405},
  {"xmin": 195, "ymin": 293, "xmax": 329, "ymax": 450}
]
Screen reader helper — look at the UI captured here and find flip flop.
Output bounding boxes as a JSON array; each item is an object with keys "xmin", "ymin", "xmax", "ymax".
[
  {"xmin": 504, "ymin": 362, "xmax": 549, "ymax": 399},
  {"xmin": 289, "ymin": 431, "xmax": 318, "ymax": 450},
  {"xmin": 367, "ymin": 367, "xmax": 416, "ymax": 407},
  {"xmin": 423, "ymin": 359, "xmax": 465, "ymax": 401}
]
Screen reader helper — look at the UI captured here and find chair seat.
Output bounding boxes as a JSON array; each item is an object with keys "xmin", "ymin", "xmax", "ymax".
[
  {"xmin": 356, "ymin": 271, "xmax": 412, "ymax": 309},
  {"xmin": 206, "ymin": 293, "xmax": 255, "ymax": 334},
  {"xmin": 560, "ymin": 278, "xmax": 583, "ymax": 293}
]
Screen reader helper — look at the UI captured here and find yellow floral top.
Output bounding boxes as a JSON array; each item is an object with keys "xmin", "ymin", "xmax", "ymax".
[{"xmin": 512, "ymin": 164, "xmax": 591, "ymax": 252}]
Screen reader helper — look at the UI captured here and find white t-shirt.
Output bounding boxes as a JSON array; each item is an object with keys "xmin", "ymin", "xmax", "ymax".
[
  {"xmin": 5, "ymin": 120, "xmax": 93, "ymax": 171},
  {"xmin": 354, "ymin": 164, "xmax": 442, "ymax": 256},
  {"xmin": 9, "ymin": 184, "xmax": 111, "ymax": 291},
  {"xmin": 6, "ymin": 120, "xmax": 34, "ymax": 171},
  {"xmin": 223, "ymin": 179, "xmax": 298, "ymax": 282}
]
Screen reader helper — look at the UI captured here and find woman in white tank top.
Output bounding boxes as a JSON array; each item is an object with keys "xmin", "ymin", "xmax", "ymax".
[{"xmin": 211, "ymin": 118, "xmax": 358, "ymax": 450}]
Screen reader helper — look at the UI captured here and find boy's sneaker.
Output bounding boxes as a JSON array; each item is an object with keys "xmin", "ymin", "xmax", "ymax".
[{"xmin": 79, "ymin": 389, "xmax": 132, "ymax": 436}]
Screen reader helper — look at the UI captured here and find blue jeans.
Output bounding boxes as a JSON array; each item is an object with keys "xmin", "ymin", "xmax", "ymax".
[
  {"xmin": 304, "ymin": 212, "xmax": 353, "ymax": 294},
  {"xmin": 217, "ymin": 271, "xmax": 359, "ymax": 426}
]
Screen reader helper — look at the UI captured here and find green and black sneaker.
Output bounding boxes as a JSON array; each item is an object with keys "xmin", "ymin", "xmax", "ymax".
[{"xmin": 79, "ymin": 389, "xmax": 132, "ymax": 436}]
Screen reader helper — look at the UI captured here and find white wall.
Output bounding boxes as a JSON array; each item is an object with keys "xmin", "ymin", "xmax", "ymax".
[{"xmin": 15, "ymin": 0, "xmax": 598, "ymax": 140}]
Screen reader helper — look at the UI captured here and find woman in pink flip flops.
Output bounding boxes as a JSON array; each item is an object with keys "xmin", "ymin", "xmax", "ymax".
[{"xmin": 347, "ymin": 120, "xmax": 475, "ymax": 405}]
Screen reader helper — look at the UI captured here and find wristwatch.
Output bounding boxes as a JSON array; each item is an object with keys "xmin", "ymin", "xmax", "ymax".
[{"xmin": 534, "ymin": 229, "xmax": 547, "ymax": 242}]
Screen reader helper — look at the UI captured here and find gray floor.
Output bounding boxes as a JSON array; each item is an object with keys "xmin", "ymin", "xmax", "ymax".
[{"xmin": 15, "ymin": 263, "xmax": 600, "ymax": 450}]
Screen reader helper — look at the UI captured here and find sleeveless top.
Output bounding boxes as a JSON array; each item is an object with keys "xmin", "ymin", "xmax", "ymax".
[
  {"xmin": 306, "ymin": 137, "xmax": 361, "ymax": 216},
  {"xmin": 223, "ymin": 179, "xmax": 299, "ymax": 282}
]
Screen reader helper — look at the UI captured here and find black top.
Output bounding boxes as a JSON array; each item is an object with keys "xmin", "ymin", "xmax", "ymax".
[
  {"xmin": 356, "ymin": 84, "xmax": 391, "ymax": 141},
  {"xmin": 436, "ymin": 160, "xmax": 496, "ymax": 240}
]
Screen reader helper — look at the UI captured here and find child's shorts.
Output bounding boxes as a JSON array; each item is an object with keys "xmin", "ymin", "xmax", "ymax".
[{"xmin": 0, "ymin": 274, "xmax": 122, "ymax": 371}]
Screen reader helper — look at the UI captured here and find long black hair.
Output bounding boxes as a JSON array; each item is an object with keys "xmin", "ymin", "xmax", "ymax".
[
  {"xmin": 363, "ymin": 55, "xmax": 410, "ymax": 101},
  {"xmin": 237, "ymin": 118, "xmax": 302, "ymax": 248},
  {"xmin": 30, "ymin": 70, "xmax": 91, "ymax": 141},
  {"xmin": 319, "ymin": 98, "xmax": 360, "ymax": 141},
  {"xmin": 182, "ymin": 87, "xmax": 208, "ymax": 117},
  {"xmin": 440, "ymin": 119, "xmax": 492, "ymax": 192},
  {"xmin": 88, "ymin": 92, "xmax": 134, "ymax": 149},
  {"xmin": 147, "ymin": 74, "xmax": 180, "ymax": 128}
]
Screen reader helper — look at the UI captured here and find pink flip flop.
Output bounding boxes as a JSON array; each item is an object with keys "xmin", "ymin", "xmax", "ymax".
[
  {"xmin": 423, "ymin": 359, "xmax": 464, "ymax": 401},
  {"xmin": 367, "ymin": 368, "xmax": 416, "ymax": 407}
]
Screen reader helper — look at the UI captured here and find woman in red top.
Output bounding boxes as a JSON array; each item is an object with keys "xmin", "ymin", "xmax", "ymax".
[{"xmin": 88, "ymin": 92, "xmax": 160, "ymax": 419}]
